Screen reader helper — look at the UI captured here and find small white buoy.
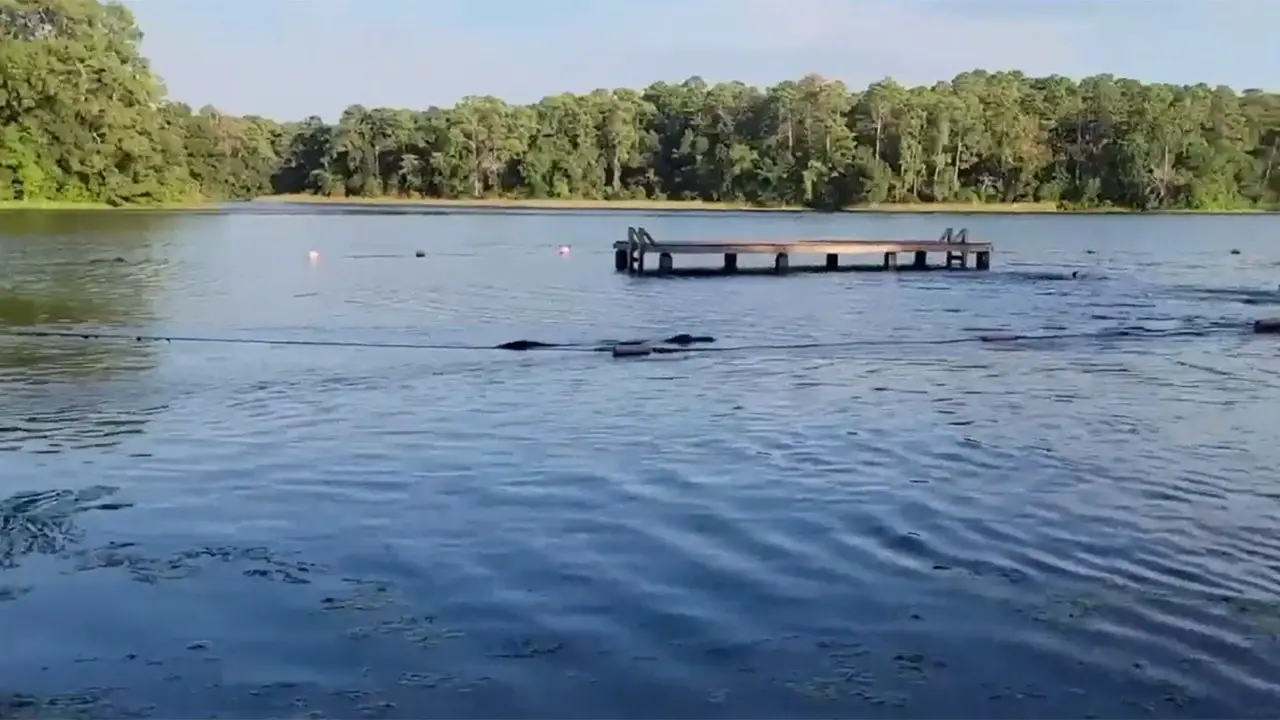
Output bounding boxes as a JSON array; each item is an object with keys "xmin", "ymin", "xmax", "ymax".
[
  {"xmin": 612, "ymin": 341, "xmax": 651, "ymax": 358},
  {"xmin": 557, "ymin": 245, "xmax": 570, "ymax": 256},
  {"xmin": 308, "ymin": 250, "xmax": 320, "ymax": 263}
]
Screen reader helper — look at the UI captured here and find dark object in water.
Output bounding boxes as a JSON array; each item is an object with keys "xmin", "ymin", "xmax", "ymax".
[
  {"xmin": 1230, "ymin": 249, "xmax": 1241, "ymax": 255},
  {"xmin": 414, "ymin": 250, "xmax": 426, "ymax": 258},
  {"xmin": 662, "ymin": 333, "xmax": 715, "ymax": 346},
  {"xmin": 495, "ymin": 340, "xmax": 558, "ymax": 351},
  {"xmin": 1071, "ymin": 271, "xmax": 1080, "ymax": 279},
  {"xmin": 612, "ymin": 341, "xmax": 651, "ymax": 358},
  {"xmin": 1254, "ymin": 318, "xmax": 1280, "ymax": 334}
]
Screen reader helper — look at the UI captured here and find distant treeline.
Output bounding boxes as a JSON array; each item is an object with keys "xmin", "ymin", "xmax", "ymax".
[{"xmin": 3, "ymin": 0, "xmax": 1280, "ymax": 210}]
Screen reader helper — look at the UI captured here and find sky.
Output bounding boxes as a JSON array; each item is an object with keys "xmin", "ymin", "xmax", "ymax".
[{"xmin": 120, "ymin": 0, "xmax": 1280, "ymax": 122}]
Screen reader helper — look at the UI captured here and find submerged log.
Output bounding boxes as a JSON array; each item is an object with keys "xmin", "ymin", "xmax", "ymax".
[{"xmin": 1254, "ymin": 318, "xmax": 1280, "ymax": 334}]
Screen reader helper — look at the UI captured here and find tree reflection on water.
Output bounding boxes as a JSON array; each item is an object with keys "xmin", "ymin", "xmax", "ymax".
[{"xmin": 1, "ymin": 210, "xmax": 179, "ymax": 453}]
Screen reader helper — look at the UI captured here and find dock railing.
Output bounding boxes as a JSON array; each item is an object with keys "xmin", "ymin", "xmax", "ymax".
[{"xmin": 618, "ymin": 226, "xmax": 658, "ymax": 273}]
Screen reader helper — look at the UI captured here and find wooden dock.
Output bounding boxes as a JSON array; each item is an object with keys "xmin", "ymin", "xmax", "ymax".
[{"xmin": 612, "ymin": 227, "xmax": 992, "ymax": 275}]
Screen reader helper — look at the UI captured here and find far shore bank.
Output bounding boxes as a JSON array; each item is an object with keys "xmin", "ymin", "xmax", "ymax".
[
  {"xmin": 0, "ymin": 200, "xmax": 213, "ymax": 211},
  {"xmin": 1, "ymin": 195, "xmax": 1274, "ymax": 215},
  {"xmin": 254, "ymin": 194, "xmax": 1070, "ymax": 214},
  {"xmin": 249, "ymin": 195, "xmax": 1278, "ymax": 215}
]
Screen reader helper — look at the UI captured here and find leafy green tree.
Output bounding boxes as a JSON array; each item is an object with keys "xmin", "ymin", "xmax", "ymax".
[{"xmin": 3, "ymin": 0, "xmax": 1279, "ymax": 210}]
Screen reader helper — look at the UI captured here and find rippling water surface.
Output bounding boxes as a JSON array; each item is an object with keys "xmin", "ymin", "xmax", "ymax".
[{"xmin": 2, "ymin": 206, "xmax": 1280, "ymax": 718}]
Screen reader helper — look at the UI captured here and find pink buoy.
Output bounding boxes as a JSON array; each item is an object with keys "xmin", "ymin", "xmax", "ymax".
[{"xmin": 557, "ymin": 245, "xmax": 570, "ymax": 256}]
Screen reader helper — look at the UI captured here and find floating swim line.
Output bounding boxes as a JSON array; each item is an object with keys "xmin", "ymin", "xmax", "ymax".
[{"xmin": 0, "ymin": 325, "xmax": 1242, "ymax": 357}]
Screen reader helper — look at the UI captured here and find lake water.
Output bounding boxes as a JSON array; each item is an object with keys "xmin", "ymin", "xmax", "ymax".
[{"xmin": 2, "ymin": 205, "xmax": 1280, "ymax": 718}]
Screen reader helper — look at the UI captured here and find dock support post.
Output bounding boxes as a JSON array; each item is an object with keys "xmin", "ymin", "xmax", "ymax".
[
  {"xmin": 883, "ymin": 252, "xmax": 898, "ymax": 270},
  {"xmin": 975, "ymin": 251, "xmax": 990, "ymax": 270},
  {"xmin": 825, "ymin": 253, "xmax": 839, "ymax": 270},
  {"xmin": 774, "ymin": 253, "xmax": 789, "ymax": 274},
  {"xmin": 614, "ymin": 248, "xmax": 628, "ymax": 272},
  {"xmin": 723, "ymin": 253, "xmax": 737, "ymax": 272},
  {"xmin": 913, "ymin": 251, "xmax": 927, "ymax": 269},
  {"xmin": 658, "ymin": 252, "xmax": 673, "ymax": 273}
]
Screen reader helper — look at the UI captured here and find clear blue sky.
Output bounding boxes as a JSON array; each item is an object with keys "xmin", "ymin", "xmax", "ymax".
[{"xmin": 121, "ymin": 0, "xmax": 1280, "ymax": 122}]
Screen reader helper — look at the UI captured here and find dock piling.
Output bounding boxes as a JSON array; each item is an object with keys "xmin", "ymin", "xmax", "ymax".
[{"xmin": 613, "ymin": 225, "xmax": 991, "ymax": 276}]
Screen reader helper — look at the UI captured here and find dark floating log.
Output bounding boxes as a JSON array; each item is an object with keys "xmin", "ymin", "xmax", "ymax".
[
  {"xmin": 662, "ymin": 334, "xmax": 715, "ymax": 346},
  {"xmin": 1254, "ymin": 318, "xmax": 1280, "ymax": 334},
  {"xmin": 495, "ymin": 340, "xmax": 558, "ymax": 351}
]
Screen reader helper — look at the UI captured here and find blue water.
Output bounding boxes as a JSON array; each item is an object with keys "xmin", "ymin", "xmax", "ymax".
[{"xmin": 2, "ymin": 206, "xmax": 1280, "ymax": 718}]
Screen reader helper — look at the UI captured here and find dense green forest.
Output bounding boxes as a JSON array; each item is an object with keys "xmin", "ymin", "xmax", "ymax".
[{"xmin": 3, "ymin": 0, "xmax": 1279, "ymax": 210}]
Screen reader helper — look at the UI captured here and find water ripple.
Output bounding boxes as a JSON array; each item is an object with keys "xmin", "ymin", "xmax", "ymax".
[{"xmin": 3, "ymin": 210, "xmax": 1280, "ymax": 717}]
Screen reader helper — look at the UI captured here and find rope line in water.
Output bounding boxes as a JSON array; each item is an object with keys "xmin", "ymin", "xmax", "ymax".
[
  {"xmin": 0, "ymin": 325, "xmax": 1238, "ymax": 356},
  {"xmin": 664, "ymin": 327, "xmax": 1226, "ymax": 353}
]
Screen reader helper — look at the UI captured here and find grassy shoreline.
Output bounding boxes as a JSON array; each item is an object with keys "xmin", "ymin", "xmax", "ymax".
[
  {"xmin": 246, "ymin": 195, "xmax": 1278, "ymax": 215},
  {"xmin": 0, "ymin": 199, "xmax": 213, "ymax": 211},
  {"xmin": 2, "ymin": 194, "xmax": 1274, "ymax": 215},
  {"xmin": 254, "ymin": 194, "xmax": 1068, "ymax": 214}
]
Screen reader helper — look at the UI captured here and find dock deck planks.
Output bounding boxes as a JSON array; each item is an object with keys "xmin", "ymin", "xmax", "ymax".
[{"xmin": 612, "ymin": 227, "xmax": 993, "ymax": 274}]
